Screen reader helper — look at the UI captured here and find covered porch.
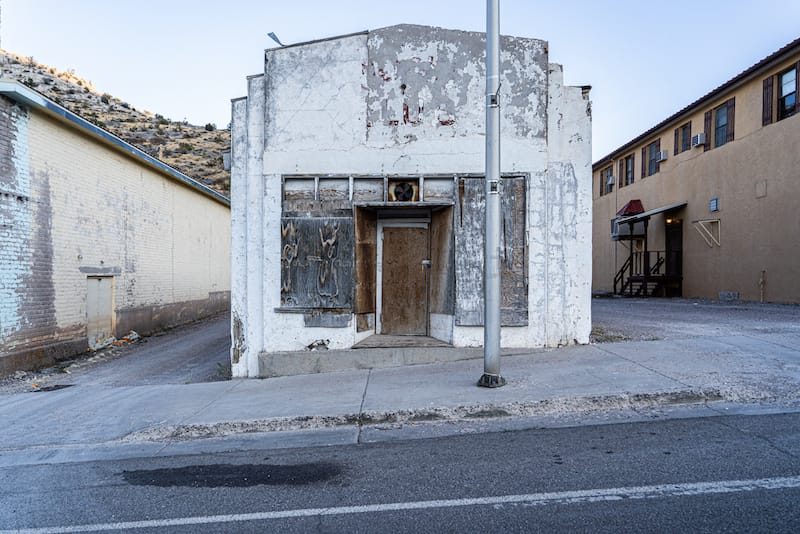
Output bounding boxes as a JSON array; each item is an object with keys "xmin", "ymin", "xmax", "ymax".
[{"xmin": 612, "ymin": 200, "xmax": 687, "ymax": 297}]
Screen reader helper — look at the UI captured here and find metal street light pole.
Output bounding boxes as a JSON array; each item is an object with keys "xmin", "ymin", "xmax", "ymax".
[{"xmin": 478, "ymin": 0, "xmax": 505, "ymax": 388}]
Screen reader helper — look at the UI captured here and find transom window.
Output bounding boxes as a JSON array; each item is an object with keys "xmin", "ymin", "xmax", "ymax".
[{"xmin": 779, "ymin": 67, "xmax": 797, "ymax": 120}]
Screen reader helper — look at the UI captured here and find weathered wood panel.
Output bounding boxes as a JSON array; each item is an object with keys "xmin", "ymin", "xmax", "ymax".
[
  {"xmin": 281, "ymin": 200, "xmax": 352, "ymax": 218},
  {"xmin": 423, "ymin": 177, "xmax": 456, "ymax": 202},
  {"xmin": 352, "ymin": 179, "xmax": 383, "ymax": 203},
  {"xmin": 303, "ymin": 311, "xmax": 351, "ymax": 327},
  {"xmin": 356, "ymin": 313, "xmax": 375, "ymax": 332},
  {"xmin": 429, "ymin": 207, "xmax": 455, "ymax": 314},
  {"xmin": 454, "ymin": 176, "xmax": 528, "ymax": 326},
  {"xmin": 354, "ymin": 208, "xmax": 377, "ymax": 313},
  {"xmin": 280, "ymin": 217, "xmax": 354, "ymax": 309},
  {"xmin": 318, "ymin": 178, "xmax": 349, "ymax": 201}
]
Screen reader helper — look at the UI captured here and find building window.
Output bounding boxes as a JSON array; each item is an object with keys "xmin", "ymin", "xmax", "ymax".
[
  {"xmin": 714, "ymin": 105, "xmax": 728, "ymax": 148},
  {"xmin": 642, "ymin": 141, "xmax": 659, "ymax": 177},
  {"xmin": 674, "ymin": 121, "xmax": 691, "ymax": 154},
  {"xmin": 624, "ymin": 154, "xmax": 635, "ymax": 186},
  {"xmin": 601, "ymin": 166, "xmax": 614, "ymax": 195},
  {"xmin": 710, "ymin": 98, "xmax": 735, "ymax": 149},
  {"xmin": 778, "ymin": 66, "xmax": 797, "ymax": 120}
]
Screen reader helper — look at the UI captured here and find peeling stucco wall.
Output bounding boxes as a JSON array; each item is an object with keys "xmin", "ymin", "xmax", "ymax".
[
  {"xmin": 231, "ymin": 24, "xmax": 592, "ymax": 376},
  {"xmin": 260, "ymin": 25, "xmax": 550, "ymax": 176}
]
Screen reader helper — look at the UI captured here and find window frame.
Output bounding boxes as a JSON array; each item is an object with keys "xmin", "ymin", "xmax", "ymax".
[
  {"xmin": 714, "ymin": 104, "xmax": 728, "ymax": 148},
  {"xmin": 641, "ymin": 139, "xmax": 661, "ymax": 178},
  {"xmin": 601, "ymin": 165, "xmax": 614, "ymax": 195},
  {"xmin": 680, "ymin": 122, "xmax": 691, "ymax": 153},
  {"xmin": 708, "ymin": 97, "xmax": 735, "ymax": 149},
  {"xmin": 778, "ymin": 66, "xmax": 798, "ymax": 121},
  {"xmin": 647, "ymin": 142, "xmax": 658, "ymax": 177},
  {"xmin": 624, "ymin": 154, "xmax": 635, "ymax": 186}
]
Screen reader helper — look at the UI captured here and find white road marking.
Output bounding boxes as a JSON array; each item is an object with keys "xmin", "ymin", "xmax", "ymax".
[{"xmin": 4, "ymin": 475, "xmax": 800, "ymax": 533}]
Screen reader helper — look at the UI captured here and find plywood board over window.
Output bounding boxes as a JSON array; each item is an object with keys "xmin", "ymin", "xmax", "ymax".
[
  {"xmin": 279, "ymin": 217, "xmax": 354, "ymax": 310},
  {"xmin": 454, "ymin": 176, "xmax": 528, "ymax": 326}
]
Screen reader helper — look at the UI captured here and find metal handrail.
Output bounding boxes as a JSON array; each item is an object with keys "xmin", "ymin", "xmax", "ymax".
[{"xmin": 614, "ymin": 250, "xmax": 682, "ymax": 296}]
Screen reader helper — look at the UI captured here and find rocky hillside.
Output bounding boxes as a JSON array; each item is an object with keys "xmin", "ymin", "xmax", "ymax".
[{"xmin": 0, "ymin": 51, "xmax": 230, "ymax": 195}]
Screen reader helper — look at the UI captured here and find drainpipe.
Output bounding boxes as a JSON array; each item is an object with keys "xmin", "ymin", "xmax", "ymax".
[{"xmin": 479, "ymin": 0, "xmax": 506, "ymax": 388}]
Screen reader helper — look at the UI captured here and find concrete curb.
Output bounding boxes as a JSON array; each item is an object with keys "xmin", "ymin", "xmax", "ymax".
[{"xmin": 122, "ymin": 387, "xmax": 723, "ymax": 443}]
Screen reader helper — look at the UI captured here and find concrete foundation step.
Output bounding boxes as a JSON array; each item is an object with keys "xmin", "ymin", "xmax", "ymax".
[{"xmin": 258, "ymin": 344, "xmax": 485, "ymax": 377}]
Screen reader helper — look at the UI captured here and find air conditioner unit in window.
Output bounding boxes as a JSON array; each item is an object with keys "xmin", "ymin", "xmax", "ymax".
[
  {"xmin": 655, "ymin": 150, "xmax": 668, "ymax": 163},
  {"xmin": 691, "ymin": 132, "xmax": 706, "ymax": 147},
  {"xmin": 606, "ymin": 176, "xmax": 615, "ymax": 186}
]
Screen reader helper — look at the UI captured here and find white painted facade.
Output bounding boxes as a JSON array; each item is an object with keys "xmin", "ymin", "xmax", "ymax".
[
  {"xmin": 0, "ymin": 82, "xmax": 231, "ymax": 374},
  {"xmin": 230, "ymin": 25, "xmax": 591, "ymax": 378}
]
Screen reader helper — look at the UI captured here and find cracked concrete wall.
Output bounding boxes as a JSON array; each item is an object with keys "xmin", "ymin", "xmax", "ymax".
[
  {"xmin": 229, "ymin": 97, "xmax": 249, "ymax": 376},
  {"xmin": 231, "ymin": 24, "xmax": 591, "ymax": 375}
]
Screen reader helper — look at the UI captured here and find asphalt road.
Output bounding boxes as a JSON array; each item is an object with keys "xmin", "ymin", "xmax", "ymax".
[
  {"xmin": 2, "ymin": 412, "xmax": 799, "ymax": 533},
  {"xmin": 0, "ymin": 313, "xmax": 232, "ymax": 393}
]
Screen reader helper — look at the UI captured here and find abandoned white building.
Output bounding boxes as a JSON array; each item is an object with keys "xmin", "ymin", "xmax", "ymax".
[
  {"xmin": 230, "ymin": 24, "xmax": 592, "ymax": 378},
  {"xmin": 0, "ymin": 80, "xmax": 231, "ymax": 375}
]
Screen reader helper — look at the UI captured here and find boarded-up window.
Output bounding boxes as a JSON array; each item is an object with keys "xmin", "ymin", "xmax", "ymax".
[
  {"xmin": 454, "ymin": 176, "xmax": 527, "ymax": 326},
  {"xmin": 280, "ymin": 217, "xmax": 354, "ymax": 309}
]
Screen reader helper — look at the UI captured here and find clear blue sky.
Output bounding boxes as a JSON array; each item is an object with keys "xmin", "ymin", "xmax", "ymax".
[{"xmin": 3, "ymin": 0, "xmax": 798, "ymax": 161}]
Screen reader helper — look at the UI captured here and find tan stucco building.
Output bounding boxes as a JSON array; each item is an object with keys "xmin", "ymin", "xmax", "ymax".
[
  {"xmin": 592, "ymin": 37, "xmax": 800, "ymax": 303},
  {"xmin": 0, "ymin": 81, "xmax": 231, "ymax": 374}
]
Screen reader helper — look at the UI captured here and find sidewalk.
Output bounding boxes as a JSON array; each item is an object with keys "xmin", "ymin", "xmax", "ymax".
[{"xmin": 1, "ymin": 325, "xmax": 799, "ymax": 466}]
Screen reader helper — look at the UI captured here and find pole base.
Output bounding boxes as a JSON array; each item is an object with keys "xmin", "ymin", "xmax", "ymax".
[{"xmin": 477, "ymin": 373, "xmax": 506, "ymax": 388}]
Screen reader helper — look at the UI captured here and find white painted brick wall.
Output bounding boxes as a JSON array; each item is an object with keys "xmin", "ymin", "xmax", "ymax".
[
  {"xmin": 0, "ymin": 99, "xmax": 31, "ymax": 347},
  {"xmin": 0, "ymin": 108, "xmax": 231, "ymax": 354}
]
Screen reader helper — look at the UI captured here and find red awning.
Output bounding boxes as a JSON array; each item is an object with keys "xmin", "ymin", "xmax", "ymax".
[{"xmin": 616, "ymin": 199, "xmax": 644, "ymax": 216}]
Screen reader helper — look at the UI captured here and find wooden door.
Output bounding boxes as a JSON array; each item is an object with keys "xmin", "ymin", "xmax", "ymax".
[{"xmin": 381, "ymin": 227, "xmax": 428, "ymax": 335}]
